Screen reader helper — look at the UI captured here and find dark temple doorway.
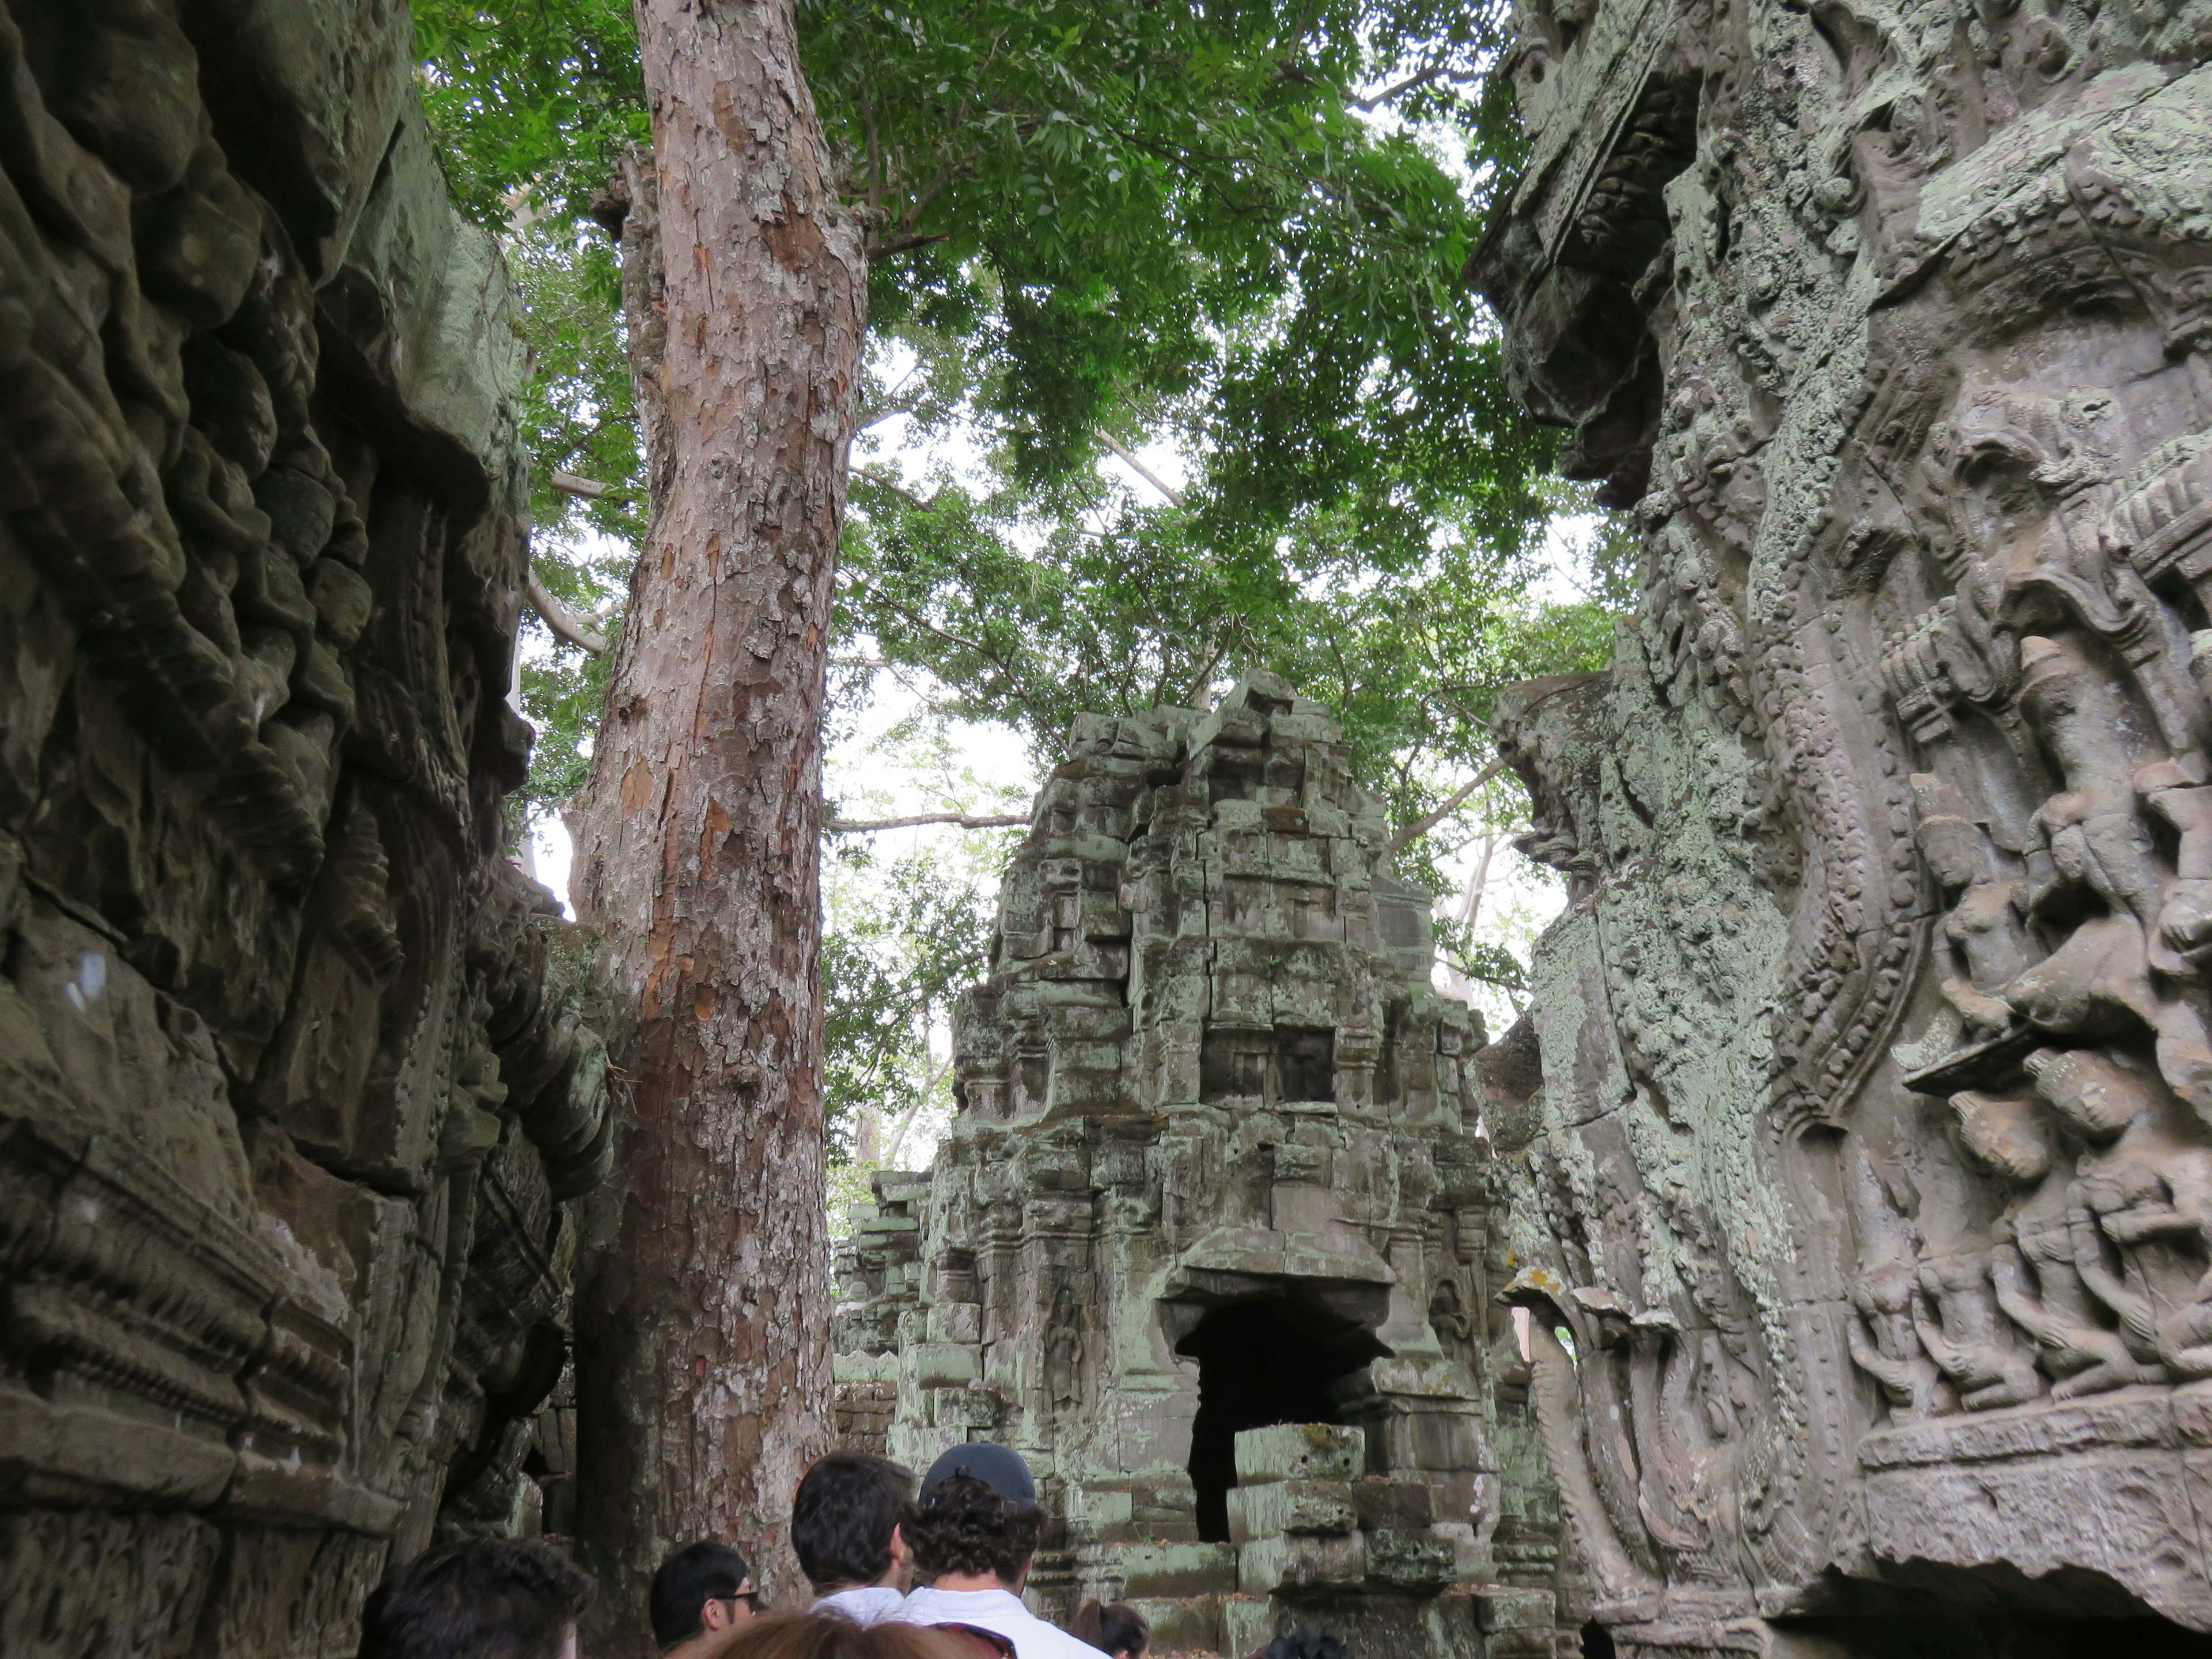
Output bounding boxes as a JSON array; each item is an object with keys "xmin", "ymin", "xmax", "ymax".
[{"xmin": 1176, "ymin": 1291, "xmax": 1385, "ymax": 1542}]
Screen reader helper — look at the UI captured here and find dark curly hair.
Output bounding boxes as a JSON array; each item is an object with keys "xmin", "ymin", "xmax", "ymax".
[
  {"xmin": 905, "ymin": 1472, "xmax": 1044, "ymax": 1585},
  {"xmin": 1257, "ymin": 1628, "xmax": 1353, "ymax": 1659}
]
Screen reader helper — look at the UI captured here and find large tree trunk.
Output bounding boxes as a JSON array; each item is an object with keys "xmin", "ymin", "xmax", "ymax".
[{"xmin": 569, "ymin": 0, "xmax": 865, "ymax": 1642}]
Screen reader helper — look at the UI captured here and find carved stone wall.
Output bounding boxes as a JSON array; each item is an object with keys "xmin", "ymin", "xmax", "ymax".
[
  {"xmin": 834, "ymin": 677, "xmax": 1575, "ymax": 1657},
  {"xmin": 1476, "ymin": 0, "xmax": 2212, "ymax": 1649},
  {"xmin": 0, "ymin": 3, "xmax": 608, "ymax": 1654}
]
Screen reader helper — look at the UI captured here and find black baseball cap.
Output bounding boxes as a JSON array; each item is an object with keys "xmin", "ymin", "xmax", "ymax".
[{"xmin": 921, "ymin": 1441, "xmax": 1037, "ymax": 1506}]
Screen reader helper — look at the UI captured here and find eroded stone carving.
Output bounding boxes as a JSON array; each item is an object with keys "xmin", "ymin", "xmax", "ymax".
[
  {"xmin": 1476, "ymin": 0, "xmax": 2212, "ymax": 1644},
  {"xmin": 0, "ymin": 3, "xmax": 607, "ymax": 1653},
  {"xmin": 834, "ymin": 679, "xmax": 1572, "ymax": 1658}
]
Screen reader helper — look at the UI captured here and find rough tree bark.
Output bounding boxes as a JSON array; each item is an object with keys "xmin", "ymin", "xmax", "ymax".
[{"xmin": 569, "ymin": 1, "xmax": 866, "ymax": 1641}]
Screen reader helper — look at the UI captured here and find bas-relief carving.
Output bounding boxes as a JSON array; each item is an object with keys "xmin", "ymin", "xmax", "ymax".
[
  {"xmin": 0, "ymin": 3, "xmax": 608, "ymax": 1654},
  {"xmin": 834, "ymin": 680, "xmax": 1573, "ymax": 1657},
  {"xmin": 1476, "ymin": 0, "xmax": 2212, "ymax": 1643}
]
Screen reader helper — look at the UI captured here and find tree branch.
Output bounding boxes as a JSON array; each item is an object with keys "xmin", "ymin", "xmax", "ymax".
[
  {"xmin": 1344, "ymin": 63, "xmax": 1471, "ymax": 111},
  {"xmin": 1383, "ymin": 757, "xmax": 1508, "ymax": 857},
  {"xmin": 843, "ymin": 577, "xmax": 1005, "ymax": 665},
  {"xmin": 527, "ymin": 574, "xmax": 608, "ymax": 655},
  {"xmin": 1181, "ymin": 638, "xmax": 1226, "ymax": 707},
  {"xmin": 870, "ymin": 229, "xmax": 954, "ymax": 263},
  {"xmin": 825, "ymin": 810, "xmax": 1031, "ymax": 834},
  {"xmin": 1461, "ymin": 832, "xmax": 1499, "ymax": 929},
  {"xmin": 857, "ymin": 402, "xmax": 921, "ymax": 434},
  {"xmin": 1095, "ymin": 429, "xmax": 1184, "ymax": 506},
  {"xmin": 881, "ymin": 1084, "xmax": 932, "ymax": 1169},
  {"xmin": 853, "ymin": 467, "xmax": 939, "ymax": 511},
  {"xmin": 549, "ymin": 470, "xmax": 627, "ymax": 502},
  {"xmin": 860, "ymin": 83, "xmax": 882, "ymax": 229}
]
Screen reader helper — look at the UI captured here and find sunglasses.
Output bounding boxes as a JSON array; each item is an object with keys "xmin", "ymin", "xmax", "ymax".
[{"xmin": 724, "ymin": 1590, "xmax": 767, "ymax": 1615}]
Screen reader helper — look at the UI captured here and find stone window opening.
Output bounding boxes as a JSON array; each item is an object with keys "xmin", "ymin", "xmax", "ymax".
[
  {"xmin": 1199, "ymin": 1025, "xmax": 1336, "ymax": 1105},
  {"xmin": 1173, "ymin": 1293, "xmax": 1384, "ymax": 1543}
]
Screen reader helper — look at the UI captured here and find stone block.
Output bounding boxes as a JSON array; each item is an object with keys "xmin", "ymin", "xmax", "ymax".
[
  {"xmin": 1865, "ymin": 1446, "xmax": 2212, "ymax": 1628},
  {"xmin": 1219, "ymin": 1596, "xmax": 1281, "ymax": 1658},
  {"xmin": 1070, "ymin": 1487, "xmax": 1135, "ymax": 1536},
  {"xmin": 1270, "ymin": 1181, "xmax": 1342, "ymax": 1234},
  {"xmin": 2176, "ymin": 1380, "xmax": 2212, "ymax": 1446},
  {"xmin": 1367, "ymin": 1406, "xmax": 1485, "ymax": 1475},
  {"xmin": 907, "ymin": 1343, "xmax": 980, "ymax": 1388},
  {"xmin": 1234, "ymin": 1422, "xmax": 1366, "ymax": 1484},
  {"xmin": 1123, "ymin": 1596, "xmax": 1221, "ymax": 1655},
  {"xmin": 874, "ymin": 1169, "xmax": 933, "ymax": 1206},
  {"xmin": 927, "ymin": 1301, "xmax": 983, "ymax": 1344},
  {"xmin": 1474, "ymin": 1585, "xmax": 1556, "ymax": 1634},
  {"xmin": 1238, "ymin": 1531, "xmax": 1365, "ymax": 1595},
  {"xmin": 1107, "ymin": 1541, "xmax": 1239, "ymax": 1597},
  {"xmin": 923, "ymin": 1387, "xmax": 1001, "ymax": 1430},
  {"xmin": 1364, "ymin": 1529, "xmax": 1458, "ymax": 1592},
  {"xmin": 1226, "ymin": 1479, "xmax": 1358, "ymax": 1542},
  {"xmin": 1352, "ymin": 1476, "xmax": 1437, "ymax": 1530}
]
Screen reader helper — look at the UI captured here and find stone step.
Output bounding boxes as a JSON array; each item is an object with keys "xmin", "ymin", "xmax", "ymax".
[
  {"xmin": 1127, "ymin": 1594, "xmax": 1225, "ymax": 1656},
  {"xmin": 1099, "ymin": 1540, "xmax": 1241, "ymax": 1597}
]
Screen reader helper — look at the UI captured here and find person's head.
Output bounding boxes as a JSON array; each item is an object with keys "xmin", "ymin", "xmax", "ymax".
[
  {"xmin": 1070, "ymin": 1600, "xmax": 1149, "ymax": 1659},
  {"xmin": 357, "ymin": 1537, "xmax": 596, "ymax": 1659},
  {"xmin": 1256, "ymin": 1628, "xmax": 1353, "ymax": 1659},
  {"xmin": 652, "ymin": 1541, "xmax": 757, "ymax": 1650},
  {"xmin": 906, "ymin": 1444, "xmax": 1044, "ymax": 1590},
  {"xmin": 793, "ymin": 1452, "xmax": 917, "ymax": 1594},
  {"xmin": 694, "ymin": 1611, "xmax": 975, "ymax": 1659}
]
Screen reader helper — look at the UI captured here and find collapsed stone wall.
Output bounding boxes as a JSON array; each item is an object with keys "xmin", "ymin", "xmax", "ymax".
[
  {"xmin": 1476, "ymin": 0, "xmax": 2212, "ymax": 1649},
  {"xmin": 0, "ymin": 3, "xmax": 608, "ymax": 1654},
  {"xmin": 835, "ymin": 677, "xmax": 1576, "ymax": 1657}
]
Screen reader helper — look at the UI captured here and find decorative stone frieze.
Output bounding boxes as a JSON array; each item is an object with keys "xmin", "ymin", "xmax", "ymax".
[
  {"xmin": 0, "ymin": 3, "xmax": 607, "ymax": 1652},
  {"xmin": 1476, "ymin": 0, "xmax": 2212, "ymax": 1647}
]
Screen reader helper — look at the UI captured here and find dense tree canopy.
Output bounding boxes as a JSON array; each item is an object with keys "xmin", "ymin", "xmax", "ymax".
[{"xmin": 412, "ymin": 0, "xmax": 1625, "ymax": 1161}]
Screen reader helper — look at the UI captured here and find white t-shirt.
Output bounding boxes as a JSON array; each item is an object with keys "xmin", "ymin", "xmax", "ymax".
[
  {"xmin": 812, "ymin": 1586, "xmax": 908, "ymax": 1627},
  {"xmin": 897, "ymin": 1586, "xmax": 1109, "ymax": 1659}
]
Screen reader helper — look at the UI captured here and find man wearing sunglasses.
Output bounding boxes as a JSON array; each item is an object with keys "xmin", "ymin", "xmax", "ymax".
[{"xmin": 650, "ymin": 1540, "xmax": 760, "ymax": 1658}]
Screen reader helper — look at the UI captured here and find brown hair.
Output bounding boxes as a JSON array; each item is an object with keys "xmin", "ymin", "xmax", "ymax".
[
  {"xmin": 1071, "ymin": 1601, "xmax": 1149, "ymax": 1659},
  {"xmin": 357, "ymin": 1539, "xmax": 595, "ymax": 1659},
  {"xmin": 699, "ymin": 1612, "xmax": 974, "ymax": 1659}
]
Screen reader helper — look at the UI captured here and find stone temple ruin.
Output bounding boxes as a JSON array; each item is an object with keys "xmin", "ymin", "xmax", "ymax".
[
  {"xmin": 1469, "ymin": 0, "xmax": 2212, "ymax": 1646},
  {"xmin": 0, "ymin": 3, "xmax": 607, "ymax": 1653},
  {"xmin": 834, "ymin": 677, "xmax": 1573, "ymax": 1658},
  {"xmin": 9, "ymin": 0, "xmax": 2212, "ymax": 1652}
]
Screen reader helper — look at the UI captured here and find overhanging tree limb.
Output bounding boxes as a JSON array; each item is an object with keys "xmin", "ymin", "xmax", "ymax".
[
  {"xmin": 1384, "ymin": 756, "xmax": 1509, "ymax": 858},
  {"xmin": 1095, "ymin": 429, "xmax": 1185, "ymax": 507},
  {"xmin": 826, "ymin": 810, "xmax": 1029, "ymax": 833},
  {"xmin": 550, "ymin": 469, "xmax": 626, "ymax": 501},
  {"xmin": 1343, "ymin": 62, "xmax": 1475, "ymax": 111},
  {"xmin": 527, "ymin": 574, "xmax": 608, "ymax": 654}
]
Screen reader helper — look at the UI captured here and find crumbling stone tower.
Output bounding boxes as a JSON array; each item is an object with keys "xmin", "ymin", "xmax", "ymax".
[{"xmin": 837, "ymin": 676, "xmax": 1558, "ymax": 1657}]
